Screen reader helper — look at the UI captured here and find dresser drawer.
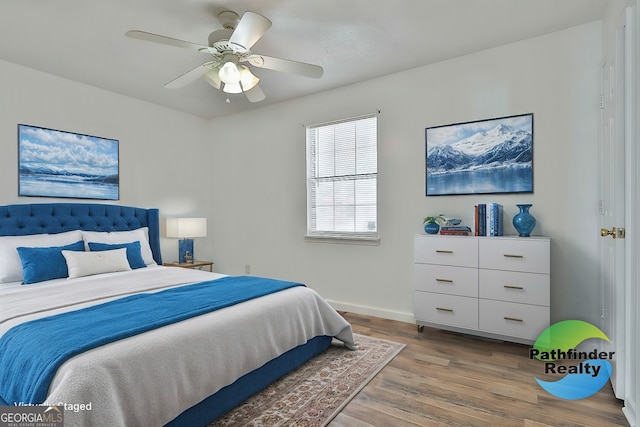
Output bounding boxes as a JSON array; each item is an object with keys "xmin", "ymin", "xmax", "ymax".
[
  {"xmin": 414, "ymin": 236, "xmax": 478, "ymax": 268},
  {"xmin": 415, "ymin": 264, "xmax": 478, "ymax": 297},
  {"xmin": 414, "ymin": 291, "xmax": 478, "ymax": 329},
  {"xmin": 479, "ymin": 238, "xmax": 549, "ymax": 273},
  {"xmin": 479, "ymin": 269, "xmax": 549, "ymax": 306},
  {"xmin": 479, "ymin": 299, "xmax": 549, "ymax": 341}
]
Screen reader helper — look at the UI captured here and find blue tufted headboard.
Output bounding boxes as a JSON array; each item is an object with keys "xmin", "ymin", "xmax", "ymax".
[{"xmin": 0, "ymin": 203, "xmax": 162, "ymax": 264}]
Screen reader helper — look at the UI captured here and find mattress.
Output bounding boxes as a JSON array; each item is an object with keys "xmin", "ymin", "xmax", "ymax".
[{"xmin": 0, "ymin": 266, "xmax": 355, "ymax": 426}]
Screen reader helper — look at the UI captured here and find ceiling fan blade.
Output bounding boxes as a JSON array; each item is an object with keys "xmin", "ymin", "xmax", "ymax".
[
  {"xmin": 245, "ymin": 54, "xmax": 323, "ymax": 79},
  {"xmin": 164, "ymin": 62, "xmax": 217, "ymax": 89},
  {"xmin": 126, "ymin": 30, "xmax": 209, "ymax": 52},
  {"xmin": 244, "ymin": 84, "xmax": 266, "ymax": 103},
  {"xmin": 229, "ymin": 12, "xmax": 272, "ymax": 50}
]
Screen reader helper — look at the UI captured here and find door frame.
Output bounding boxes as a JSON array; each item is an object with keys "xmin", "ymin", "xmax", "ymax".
[{"xmin": 622, "ymin": 5, "xmax": 638, "ymax": 425}]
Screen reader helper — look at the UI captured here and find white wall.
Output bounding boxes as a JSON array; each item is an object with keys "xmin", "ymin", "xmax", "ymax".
[
  {"xmin": 205, "ymin": 21, "xmax": 603, "ymax": 325},
  {"xmin": 0, "ymin": 20, "xmax": 604, "ymax": 327},
  {"xmin": 0, "ymin": 60, "xmax": 212, "ymax": 262}
]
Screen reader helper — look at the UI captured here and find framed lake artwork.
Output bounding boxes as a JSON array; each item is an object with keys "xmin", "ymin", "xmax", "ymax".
[
  {"xmin": 18, "ymin": 124, "xmax": 119, "ymax": 200},
  {"xmin": 425, "ymin": 113, "xmax": 533, "ymax": 196}
]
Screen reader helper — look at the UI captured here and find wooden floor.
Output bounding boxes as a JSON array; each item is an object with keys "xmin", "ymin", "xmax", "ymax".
[{"xmin": 331, "ymin": 312, "xmax": 629, "ymax": 427}]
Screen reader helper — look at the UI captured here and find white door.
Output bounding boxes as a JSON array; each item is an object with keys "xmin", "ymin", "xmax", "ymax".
[
  {"xmin": 598, "ymin": 12, "xmax": 627, "ymax": 399},
  {"xmin": 599, "ymin": 6, "xmax": 639, "ymax": 426}
]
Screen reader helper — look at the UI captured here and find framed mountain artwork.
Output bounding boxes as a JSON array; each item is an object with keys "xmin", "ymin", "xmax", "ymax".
[{"xmin": 425, "ymin": 113, "xmax": 533, "ymax": 196}]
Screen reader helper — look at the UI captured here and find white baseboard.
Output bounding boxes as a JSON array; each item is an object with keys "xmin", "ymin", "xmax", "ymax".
[
  {"xmin": 622, "ymin": 407, "xmax": 636, "ymax": 427},
  {"xmin": 326, "ymin": 300, "xmax": 415, "ymax": 324}
]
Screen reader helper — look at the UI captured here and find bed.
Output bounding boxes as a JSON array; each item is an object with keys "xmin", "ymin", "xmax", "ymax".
[{"xmin": 0, "ymin": 203, "xmax": 355, "ymax": 426}]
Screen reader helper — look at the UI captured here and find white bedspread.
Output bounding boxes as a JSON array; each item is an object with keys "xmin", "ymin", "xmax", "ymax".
[{"xmin": 0, "ymin": 266, "xmax": 355, "ymax": 426}]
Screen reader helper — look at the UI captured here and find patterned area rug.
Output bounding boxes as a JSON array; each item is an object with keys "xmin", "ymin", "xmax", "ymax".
[{"xmin": 209, "ymin": 333, "xmax": 405, "ymax": 427}]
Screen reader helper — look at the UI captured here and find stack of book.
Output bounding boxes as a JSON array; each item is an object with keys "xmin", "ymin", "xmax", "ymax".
[
  {"xmin": 474, "ymin": 203, "xmax": 504, "ymax": 236},
  {"xmin": 439, "ymin": 225, "xmax": 472, "ymax": 236}
]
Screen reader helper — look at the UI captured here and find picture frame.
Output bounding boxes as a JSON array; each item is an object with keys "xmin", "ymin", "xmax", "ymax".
[
  {"xmin": 18, "ymin": 124, "xmax": 119, "ymax": 200},
  {"xmin": 425, "ymin": 113, "xmax": 533, "ymax": 196}
]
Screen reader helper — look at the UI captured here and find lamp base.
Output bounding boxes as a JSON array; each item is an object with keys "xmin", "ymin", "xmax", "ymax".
[{"xmin": 178, "ymin": 239, "xmax": 194, "ymax": 263}]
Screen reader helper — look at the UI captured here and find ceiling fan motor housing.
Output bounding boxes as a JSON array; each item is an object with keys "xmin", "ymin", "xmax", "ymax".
[{"xmin": 207, "ymin": 28, "xmax": 250, "ymax": 61}]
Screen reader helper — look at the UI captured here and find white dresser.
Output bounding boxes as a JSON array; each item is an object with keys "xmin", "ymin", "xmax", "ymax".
[{"xmin": 414, "ymin": 235, "xmax": 550, "ymax": 344}]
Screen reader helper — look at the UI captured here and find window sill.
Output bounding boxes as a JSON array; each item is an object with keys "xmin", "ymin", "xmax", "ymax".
[{"xmin": 304, "ymin": 234, "xmax": 380, "ymax": 246}]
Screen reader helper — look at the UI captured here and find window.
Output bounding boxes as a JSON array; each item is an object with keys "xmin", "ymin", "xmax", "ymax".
[{"xmin": 306, "ymin": 114, "xmax": 378, "ymax": 241}]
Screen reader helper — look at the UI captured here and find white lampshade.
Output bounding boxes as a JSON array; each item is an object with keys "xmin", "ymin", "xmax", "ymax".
[
  {"xmin": 238, "ymin": 65, "xmax": 259, "ymax": 91},
  {"xmin": 218, "ymin": 61, "xmax": 240, "ymax": 85},
  {"xmin": 222, "ymin": 81, "xmax": 243, "ymax": 94},
  {"xmin": 166, "ymin": 218, "xmax": 207, "ymax": 239},
  {"xmin": 203, "ymin": 67, "xmax": 222, "ymax": 89}
]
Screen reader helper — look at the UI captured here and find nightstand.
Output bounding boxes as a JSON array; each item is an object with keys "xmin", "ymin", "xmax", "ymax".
[{"xmin": 163, "ymin": 260, "xmax": 214, "ymax": 272}]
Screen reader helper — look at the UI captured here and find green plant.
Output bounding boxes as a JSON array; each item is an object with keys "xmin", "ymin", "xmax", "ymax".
[{"xmin": 423, "ymin": 214, "xmax": 446, "ymax": 225}]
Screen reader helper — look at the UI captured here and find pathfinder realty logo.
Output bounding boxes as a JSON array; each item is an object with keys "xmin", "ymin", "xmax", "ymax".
[{"xmin": 530, "ymin": 320, "xmax": 614, "ymax": 400}]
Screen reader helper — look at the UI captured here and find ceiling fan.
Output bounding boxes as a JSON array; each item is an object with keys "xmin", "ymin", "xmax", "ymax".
[{"xmin": 125, "ymin": 10, "xmax": 323, "ymax": 103}]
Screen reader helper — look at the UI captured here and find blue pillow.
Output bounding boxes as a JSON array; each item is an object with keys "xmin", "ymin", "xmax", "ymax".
[
  {"xmin": 88, "ymin": 241, "xmax": 146, "ymax": 270},
  {"xmin": 17, "ymin": 241, "xmax": 86, "ymax": 285}
]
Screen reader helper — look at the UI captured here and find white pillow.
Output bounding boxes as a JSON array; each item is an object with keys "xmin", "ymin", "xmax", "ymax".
[
  {"xmin": 0, "ymin": 230, "xmax": 83, "ymax": 283},
  {"xmin": 63, "ymin": 248, "xmax": 132, "ymax": 279},
  {"xmin": 81, "ymin": 228, "xmax": 156, "ymax": 266}
]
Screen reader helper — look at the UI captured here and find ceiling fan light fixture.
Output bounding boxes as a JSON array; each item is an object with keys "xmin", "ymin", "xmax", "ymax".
[
  {"xmin": 238, "ymin": 65, "xmax": 259, "ymax": 91},
  {"xmin": 218, "ymin": 61, "xmax": 241, "ymax": 85}
]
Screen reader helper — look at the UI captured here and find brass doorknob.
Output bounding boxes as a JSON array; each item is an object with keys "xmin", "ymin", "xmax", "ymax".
[
  {"xmin": 600, "ymin": 227, "xmax": 617, "ymax": 238},
  {"xmin": 600, "ymin": 227, "xmax": 625, "ymax": 239}
]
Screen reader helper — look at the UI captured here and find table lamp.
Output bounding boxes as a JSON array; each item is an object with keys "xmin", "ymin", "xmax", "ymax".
[{"xmin": 166, "ymin": 217, "xmax": 207, "ymax": 263}]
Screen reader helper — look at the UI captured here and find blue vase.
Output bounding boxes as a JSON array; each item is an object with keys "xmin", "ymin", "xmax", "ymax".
[
  {"xmin": 512, "ymin": 204, "xmax": 536, "ymax": 237},
  {"xmin": 424, "ymin": 222, "xmax": 440, "ymax": 234}
]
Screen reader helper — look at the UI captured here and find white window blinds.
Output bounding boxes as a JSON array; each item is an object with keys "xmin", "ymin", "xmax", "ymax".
[{"xmin": 306, "ymin": 114, "xmax": 378, "ymax": 239}]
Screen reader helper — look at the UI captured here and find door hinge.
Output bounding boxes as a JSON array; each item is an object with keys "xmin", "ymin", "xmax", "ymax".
[
  {"xmin": 600, "ymin": 306, "xmax": 605, "ymax": 319},
  {"xmin": 599, "ymin": 94, "xmax": 605, "ymax": 109}
]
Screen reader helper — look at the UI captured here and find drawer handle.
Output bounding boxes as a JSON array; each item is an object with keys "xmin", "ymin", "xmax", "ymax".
[
  {"xmin": 436, "ymin": 278, "xmax": 453, "ymax": 283},
  {"xmin": 503, "ymin": 285, "xmax": 524, "ymax": 290},
  {"xmin": 436, "ymin": 307, "xmax": 454, "ymax": 312},
  {"xmin": 504, "ymin": 317, "xmax": 523, "ymax": 322},
  {"xmin": 503, "ymin": 254, "xmax": 524, "ymax": 258},
  {"xmin": 435, "ymin": 250, "xmax": 454, "ymax": 254}
]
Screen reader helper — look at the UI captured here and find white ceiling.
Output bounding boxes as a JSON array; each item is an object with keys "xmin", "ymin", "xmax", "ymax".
[{"xmin": 0, "ymin": 0, "xmax": 609, "ymax": 119}]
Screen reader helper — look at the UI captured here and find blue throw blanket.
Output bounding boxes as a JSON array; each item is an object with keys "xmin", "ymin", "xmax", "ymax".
[{"xmin": 0, "ymin": 275, "xmax": 303, "ymax": 405}]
